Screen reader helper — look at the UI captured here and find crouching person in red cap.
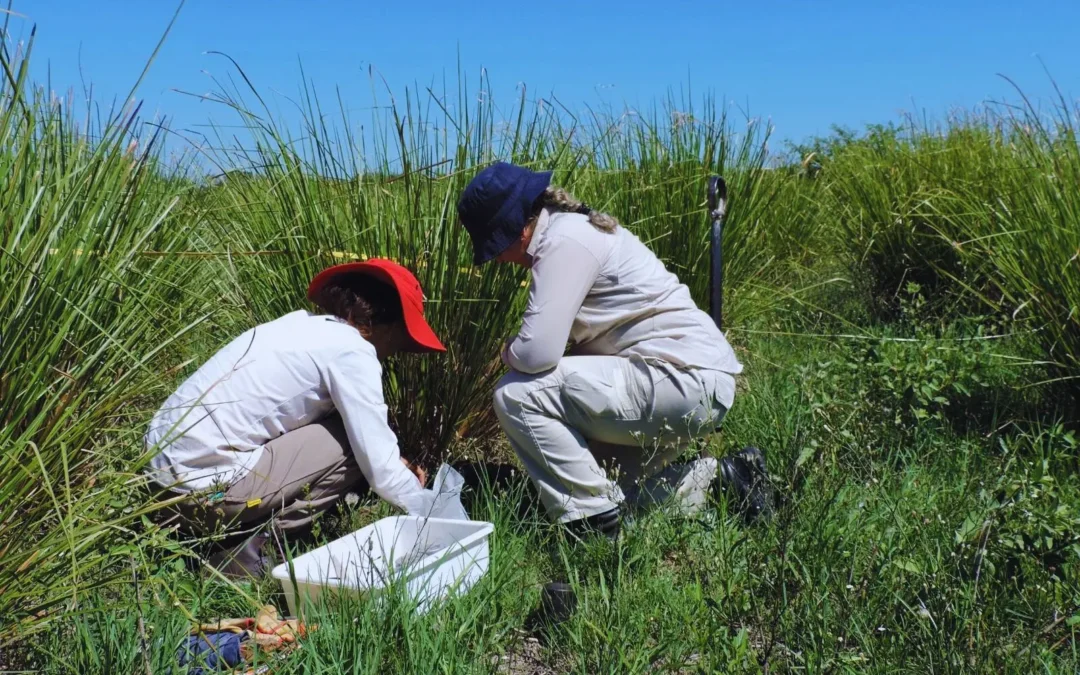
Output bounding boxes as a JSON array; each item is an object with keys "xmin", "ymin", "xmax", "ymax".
[{"xmin": 145, "ymin": 259, "xmax": 445, "ymax": 577}]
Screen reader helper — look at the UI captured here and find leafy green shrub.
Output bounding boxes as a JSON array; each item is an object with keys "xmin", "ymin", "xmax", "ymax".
[
  {"xmin": 788, "ymin": 285, "xmax": 1031, "ymax": 477},
  {"xmin": 853, "ymin": 284, "xmax": 1020, "ymax": 429},
  {"xmin": 956, "ymin": 425, "xmax": 1080, "ymax": 585}
]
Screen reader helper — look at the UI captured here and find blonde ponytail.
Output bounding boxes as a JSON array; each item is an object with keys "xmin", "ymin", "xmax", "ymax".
[{"xmin": 538, "ymin": 186, "xmax": 619, "ymax": 234}]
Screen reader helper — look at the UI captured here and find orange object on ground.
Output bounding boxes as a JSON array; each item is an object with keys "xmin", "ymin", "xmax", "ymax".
[{"xmin": 191, "ymin": 604, "xmax": 317, "ymax": 670}]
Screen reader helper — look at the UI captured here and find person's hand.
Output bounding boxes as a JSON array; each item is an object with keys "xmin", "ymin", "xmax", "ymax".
[{"xmin": 401, "ymin": 457, "xmax": 428, "ymax": 487}]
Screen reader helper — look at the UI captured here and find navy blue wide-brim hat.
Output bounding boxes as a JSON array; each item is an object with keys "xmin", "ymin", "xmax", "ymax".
[{"xmin": 457, "ymin": 162, "xmax": 552, "ymax": 265}]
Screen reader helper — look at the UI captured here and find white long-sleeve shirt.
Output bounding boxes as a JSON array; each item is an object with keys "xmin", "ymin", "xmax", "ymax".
[
  {"xmin": 145, "ymin": 310, "xmax": 421, "ymax": 510},
  {"xmin": 503, "ymin": 209, "xmax": 743, "ymax": 402}
]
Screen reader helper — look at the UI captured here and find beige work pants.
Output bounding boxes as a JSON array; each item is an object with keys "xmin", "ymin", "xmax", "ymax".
[
  {"xmin": 493, "ymin": 355, "xmax": 735, "ymax": 522},
  {"xmin": 169, "ymin": 414, "xmax": 367, "ymax": 539}
]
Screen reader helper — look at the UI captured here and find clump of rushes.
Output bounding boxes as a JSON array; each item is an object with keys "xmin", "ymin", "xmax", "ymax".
[
  {"xmin": 563, "ymin": 95, "xmax": 789, "ymax": 324},
  {"xmin": 0, "ymin": 27, "xmax": 209, "ymax": 638},
  {"xmin": 956, "ymin": 89, "xmax": 1080, "ymax": 393},
  {"xmin": 884, "ymin": 84, "xmax": 1080, "ymax": 396},
  {"xmin": 194, "ymin": 64, "xmax": 787, "ymax": 465},
  {"xmin": 810, "ymin": 117, "xmax": 1007, "ymax": 321}
]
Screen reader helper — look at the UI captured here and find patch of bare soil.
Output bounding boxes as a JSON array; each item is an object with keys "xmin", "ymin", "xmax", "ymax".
[{"xmin": 492, "ymin": 635, "xmax": 563, "ymax": 675}]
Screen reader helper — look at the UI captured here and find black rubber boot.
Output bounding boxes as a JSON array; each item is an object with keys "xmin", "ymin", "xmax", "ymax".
[
  {"xmin": 563, "ymin": 507, "xmax": 621, "ymax": 543},
  {"xmin": 717, "ymin": 446, "xmax": 774, "ymax": 524},
  {"xmin": 534, "ymin": 582, "xmax": 578, "ymax": 627},
  {"xmin": 527, "ymin": 507, "xmax": 622, "ymax": 633}
]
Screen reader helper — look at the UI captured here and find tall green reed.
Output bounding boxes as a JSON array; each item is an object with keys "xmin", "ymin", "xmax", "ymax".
[
  {"xmin": 0, "ymin": 31, "xmax": 207, "ymax": 638},
  {"xmin": 811, "ymin": 118, "xmax": 1006, "ymax": 319},
  {"xmin": 562, "ymin": 96, "xmax": 784, "ymax": 324},
  {"xmin": 189, "ymin": 66, "xmax": 545, "ymax": 462},
  {"xmin": 188, "ymin": 65, "xmax": 788, "ymax": 462},
  {"xmin": 943, "ymin": 91, "xmax": 1080, "ymax": 390},
  {"xmin": 801, "ymin": 91, "xmax": 1078, "ymax": 391}
]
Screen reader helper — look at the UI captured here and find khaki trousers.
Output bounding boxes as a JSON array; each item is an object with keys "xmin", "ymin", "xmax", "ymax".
[
  {"xmin": 492, "ymin": 355, "xmax": 734, "ymax": 522},
  {"xmin": 168, "ymin": 414, "xmax": 367, "ymax": 539}
]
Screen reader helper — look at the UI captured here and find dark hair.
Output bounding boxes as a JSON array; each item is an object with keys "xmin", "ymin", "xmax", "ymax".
[{"xmin": 310, "ymin": 273, "xmax": 403, "ymax": 331}]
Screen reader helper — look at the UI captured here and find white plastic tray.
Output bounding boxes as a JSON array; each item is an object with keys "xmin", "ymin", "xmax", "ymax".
[{"xmin": 271, "ymin": 515, "xmax": 493, "ymax": 616}]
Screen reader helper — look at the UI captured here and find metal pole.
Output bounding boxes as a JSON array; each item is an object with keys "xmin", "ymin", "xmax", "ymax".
[{"xmin": 708, "ymin": 175, "xmax": 727, "ymax": 331}]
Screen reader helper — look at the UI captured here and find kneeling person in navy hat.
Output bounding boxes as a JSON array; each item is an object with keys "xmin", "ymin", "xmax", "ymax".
[
  {"xmin": 145, "ymin": 259, "xmax": 445, "ymax": 576},
  {"xmin": 456, "ymin": 163, "xmax": 764, "ymax": 537}
]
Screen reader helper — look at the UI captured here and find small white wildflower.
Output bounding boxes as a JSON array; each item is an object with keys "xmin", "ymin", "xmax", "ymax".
[
  {"xmin": 846, "ymin": 584, "xmax": 854, "ymax": 591},
  {"xmin": 344, "ymin": 492, "xmax": 360, "ymax": 506}
]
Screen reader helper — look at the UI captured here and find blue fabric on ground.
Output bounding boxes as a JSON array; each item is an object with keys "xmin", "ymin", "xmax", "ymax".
[{"xmin": 177, "ymin": 632, "xmax": 247, "ymax": 674}]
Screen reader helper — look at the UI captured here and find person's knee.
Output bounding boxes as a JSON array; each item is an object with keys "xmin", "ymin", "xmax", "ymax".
[
  {"xmin": 493, "ymin": 371, "xmax": 532, "ymax": 420},
  {"xmin": 492, "ymin": 376, "xmax": 512, "ymax": 421}
]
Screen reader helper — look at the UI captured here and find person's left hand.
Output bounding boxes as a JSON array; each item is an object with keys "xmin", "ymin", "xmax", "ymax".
[{"xmin": 401, "ymin": 457, "xmax": 428, "ymax": 487}]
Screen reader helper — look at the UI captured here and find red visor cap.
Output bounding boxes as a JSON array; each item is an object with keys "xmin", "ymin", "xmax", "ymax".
[{"xmin": 307, "ymin": 259, "xmax": 446, "ymax": 353}]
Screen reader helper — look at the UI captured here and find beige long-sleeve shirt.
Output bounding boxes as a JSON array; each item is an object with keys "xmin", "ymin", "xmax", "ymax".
[{"xmin": 503, "ymin": 209, "xmax": 743, "ymax": 400}]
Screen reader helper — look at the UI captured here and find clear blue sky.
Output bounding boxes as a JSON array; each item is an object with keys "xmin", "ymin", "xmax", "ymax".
[{"xmin": 7, "ymin": 0, "xmax": 1079, "ymax": 164}]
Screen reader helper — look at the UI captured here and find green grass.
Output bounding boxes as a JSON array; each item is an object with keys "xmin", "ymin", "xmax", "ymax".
[
  {"xmin": 15, "ymin": 324, "xmax": 1080, "ymax": 673},
  {"xmin": 2, "ymin": 23, "xmax": 1080, "ymax": 672}
]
